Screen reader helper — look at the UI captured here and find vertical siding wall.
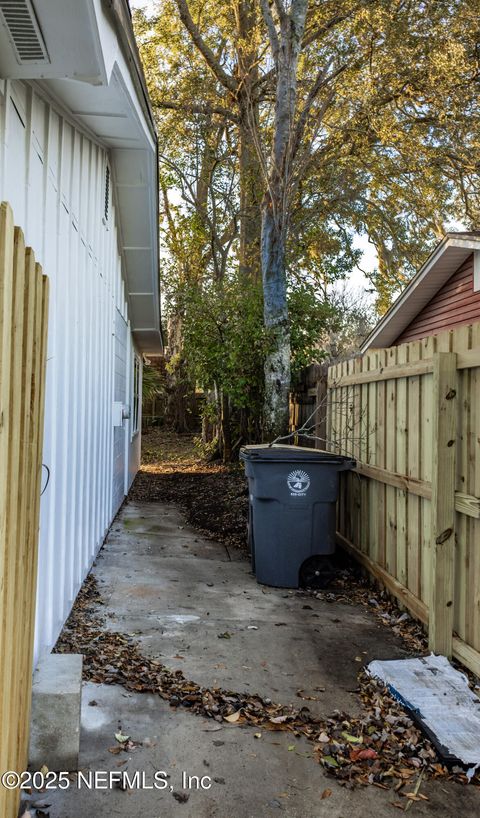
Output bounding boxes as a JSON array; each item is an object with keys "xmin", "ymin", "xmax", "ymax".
[{"xmin": 0, "ymin": 79, "xmax": 139, "ymax": 660}]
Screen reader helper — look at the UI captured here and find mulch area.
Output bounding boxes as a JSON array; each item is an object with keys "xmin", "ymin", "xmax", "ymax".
[{"xmin": 129, "ymin": 430, "xmax": 249, "ymax": 550}]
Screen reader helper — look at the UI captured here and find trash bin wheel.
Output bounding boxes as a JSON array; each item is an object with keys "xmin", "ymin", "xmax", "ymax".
[{"xmin": 299, "ymin": 556, "xmax": 336, "ymax": 589}]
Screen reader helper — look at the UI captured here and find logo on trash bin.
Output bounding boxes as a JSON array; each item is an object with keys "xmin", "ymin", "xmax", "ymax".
[{"xmin": 287, "ymin": 469, "xmax": 310, "ymax": 496}]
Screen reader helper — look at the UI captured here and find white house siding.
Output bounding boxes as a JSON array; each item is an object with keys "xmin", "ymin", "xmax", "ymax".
[{"xmin": 0, "ymin": 78, "xmax": 142, "ymax": 661}]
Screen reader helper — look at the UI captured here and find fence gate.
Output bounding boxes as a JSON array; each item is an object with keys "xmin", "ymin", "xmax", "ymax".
[{"xmin": 0, "ymin": 202, "xmax": 49, "ymax": 818}]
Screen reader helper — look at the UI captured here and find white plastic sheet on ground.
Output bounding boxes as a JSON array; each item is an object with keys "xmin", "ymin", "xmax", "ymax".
[{"xmin": 367, "ymin": 654, "xmax": 480, "ymax": 771}]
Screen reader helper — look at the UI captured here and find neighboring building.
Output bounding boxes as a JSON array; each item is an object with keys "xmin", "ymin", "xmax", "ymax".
[
  {"xmin": 0, "ymin": 0, "xmax": 162, "ymax": 660},
  {"xmin": 361, "ymin": 233, "xmax": 480, "ymax": 350}
]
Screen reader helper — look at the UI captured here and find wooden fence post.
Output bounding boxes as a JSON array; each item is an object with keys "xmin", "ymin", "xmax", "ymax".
[{"xmin": 429, "ymin": 351, "xmax": 457, "ymax": 656}]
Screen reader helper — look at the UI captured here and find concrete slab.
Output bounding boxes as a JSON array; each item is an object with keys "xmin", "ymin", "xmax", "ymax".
[
  {"xmin": 94, "ymin": 510, "xmax": 409, "ymax": 717},
  {"xmin": 36, "ymin": 499, "xmax": 480, "ymax": 817},
  {"xmin": 26, "ymin": 681, "xmax": 480, "ymax": 818},
  {"xmin": 29, "ymin": 653, "xmax": 83, "ymax": 772}
]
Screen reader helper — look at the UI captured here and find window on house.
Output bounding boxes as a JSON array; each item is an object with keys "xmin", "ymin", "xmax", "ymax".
[{"xmin": 132, "ymin": 355, "xmax": 140, "ymax": 435}]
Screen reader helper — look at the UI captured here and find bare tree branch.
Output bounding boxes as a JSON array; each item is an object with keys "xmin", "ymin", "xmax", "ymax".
[
  {"xmin": 289, "ymin": 62, "xmax": 349, "ymax": 162},
  {"xmin": 272, "ymin": 0, "xmax": 287, "ymax": 25},
  {"xmin": 173, "ymin": 0, "xmax": 237, "ymax": 93},
  {"xmin": 303, "ymin": 3, "xmax": 368, "ymax": 48},
  {"xmin": 259, "ymin": 0, "xmax": 280, "ymax": 64},
  {"xmin": 154, "ymin": 99, "xmax": 239, "ymax": 124}
]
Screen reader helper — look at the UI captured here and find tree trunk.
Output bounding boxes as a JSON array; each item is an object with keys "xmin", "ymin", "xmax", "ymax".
[
  {"xmin": 238, "ymin": 118, "xmax": 262, "ymax": 282},
  {"xmin": 221, "ymin": 391, "xmax": 232, "ymax": 462},
  {"xmin": 258, "ymin": 0, "xmax": 308, "ymax": 439},
  {"xmin": 261, "ymin": 201, "xmax": 291, "ymax": 438},
  {"xmin": 165, "ymin": 311, "xmax": 191, "ymax": 433}
]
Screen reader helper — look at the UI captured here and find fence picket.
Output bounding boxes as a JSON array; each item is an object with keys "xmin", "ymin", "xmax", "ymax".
[
  {"xmin": 451, "ymin": 326, "xmax": 470, "ymax": 644},
  {"xmin": 469, "ymin": 324, "xmax": 480, "ymax": 652},
  {"xmin": 396, "ymin": 344, "xmax": 408, "ymax": 587},
  {"xmin": 0, "ymin": 204, "xmax": 48, "ymax": 818},
  {"xmin": 428, "ymin": 352, "xmax": 457, "ymax": 656},
  {"xmin": 385, "ymin": 346, "xmax": 397, "ymax": 576}
]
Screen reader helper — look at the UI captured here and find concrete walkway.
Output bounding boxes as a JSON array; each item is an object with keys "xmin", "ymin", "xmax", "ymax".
[{"xmin": 40, "ymin": 499, "xmax": 480, "ymax": 817}]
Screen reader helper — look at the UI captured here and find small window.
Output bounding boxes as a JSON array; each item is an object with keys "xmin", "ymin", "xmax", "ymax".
[
  {"xmin": 132, "ymin": 355, "xmax": 140, "ymax": 435},
  {"xmin": 104, "ymin": 164, "xmax": 110, "ymax": 223}
]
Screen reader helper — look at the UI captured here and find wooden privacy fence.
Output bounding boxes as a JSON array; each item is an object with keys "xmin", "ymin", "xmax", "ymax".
[
  {"xmin": 0, "ymin": 203, "xmax": 49, "ymax": 818},
  {"xmin": 326, "ymin": 326, "xmax": 480, "ymax": 677}
]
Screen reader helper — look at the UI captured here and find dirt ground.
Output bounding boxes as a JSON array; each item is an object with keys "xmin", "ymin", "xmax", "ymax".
[{"xmin": 130, "ymin": 430, "xmax": 249, "ymax": 550}]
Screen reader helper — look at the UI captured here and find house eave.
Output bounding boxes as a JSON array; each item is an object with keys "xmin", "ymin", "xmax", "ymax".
[
  {"xmin": 0, "ymin": 0, "xmax": 162, "ymax": 354},
  {"xmin": 361, "ymin": 236, "xmax": 480, "ymax": 352}
]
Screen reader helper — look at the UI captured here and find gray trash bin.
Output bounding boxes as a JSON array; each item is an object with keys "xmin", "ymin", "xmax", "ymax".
[{"xmin": 240, "ymin": 444, "xmax": 355, "ymax": 588}]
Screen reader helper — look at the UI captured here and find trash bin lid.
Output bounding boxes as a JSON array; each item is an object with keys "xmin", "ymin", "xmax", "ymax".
[{"xmin": 240, "ymin": 444, "xmax": 355, "ymax": 467}]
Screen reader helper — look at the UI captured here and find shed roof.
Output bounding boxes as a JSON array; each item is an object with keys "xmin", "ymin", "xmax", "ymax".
[{"xmin": 361, "ymin": 233, "xmax": 480, "ymax": 351}]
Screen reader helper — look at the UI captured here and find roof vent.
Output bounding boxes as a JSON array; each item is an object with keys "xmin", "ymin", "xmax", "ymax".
[{"xmin": 0, "ymin": 0, "xmax": 49, "ymax": 64}]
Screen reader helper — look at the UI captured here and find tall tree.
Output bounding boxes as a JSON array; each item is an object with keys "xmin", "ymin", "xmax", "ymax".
[
  {"xmin": 173, "ymin": 0, "xmax": 263, "ymax": 281},
  {"xmin": 257, "ymin": 0, "xmax": 308, "ymax": 436},
  {"xmin": 135, "ymin": 0, "xmax": 480, "ymax": 438}
]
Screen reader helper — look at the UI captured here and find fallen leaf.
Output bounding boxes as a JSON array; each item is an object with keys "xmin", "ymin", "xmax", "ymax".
[
  {"xmin": 224, "ymin": 711, "xmax": 241, "ymax": 723},
  {"xmin": 115, "ymin": 732, "xmax": 130, "ymax": 744},
  {"xmin": 108, "ymin": 746, "xmax": 123, "ymax": 755},
  {"xmin": 322, "ymin": 756, "xmax": 339, "ymax": 768},
  {"xmin": 341, "ymin": 732, "xmax": 363, "ymax": 744},
  {"xmin": 350, "ymin": 748, "xmax": 378, "ymax": 762}
]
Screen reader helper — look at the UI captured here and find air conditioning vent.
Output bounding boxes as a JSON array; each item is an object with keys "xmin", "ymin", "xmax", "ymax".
[{"xmin": 0, "ymin": 0, "xmax": 49, "ymax": 64}]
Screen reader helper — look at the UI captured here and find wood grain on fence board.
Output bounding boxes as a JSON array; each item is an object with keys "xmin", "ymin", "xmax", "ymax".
[{"xmin": 0, "ymin": 203, "xmax": 48, "ymax": 818}]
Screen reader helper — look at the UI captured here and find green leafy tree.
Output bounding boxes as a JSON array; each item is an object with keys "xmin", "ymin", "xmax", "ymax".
[{"xmin": 134, "ymin": 0, "xmax": 480, "ymax": 442}]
